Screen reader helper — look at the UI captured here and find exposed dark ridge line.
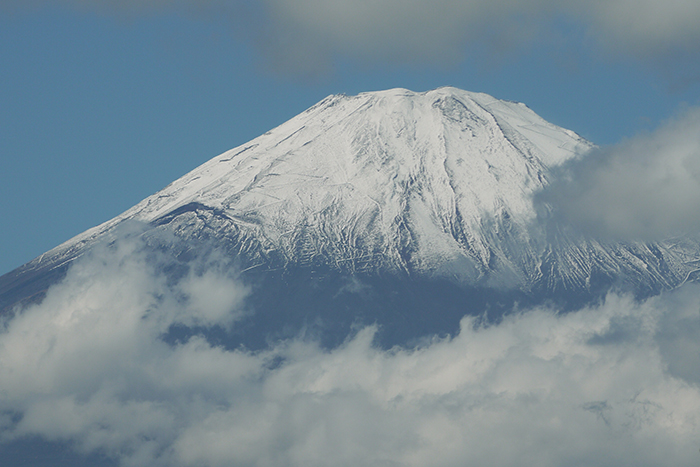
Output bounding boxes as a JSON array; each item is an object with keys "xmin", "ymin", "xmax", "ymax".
[
  {"xmin": 219, "ymin": 144, "xmax": 258, "ymax": 162},
  {"xmin": 150, "ymin": 202, "xmax": 232, "ymax": 227}
]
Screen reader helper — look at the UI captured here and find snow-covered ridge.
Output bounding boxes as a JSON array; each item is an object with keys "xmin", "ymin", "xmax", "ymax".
[
  {"xmin": 132, "ymin": 87, "xmax": 587, "ymax": 222},
  {"xmin": 21, "ymin": 87, "xmax": 698, "ymax": 293}
]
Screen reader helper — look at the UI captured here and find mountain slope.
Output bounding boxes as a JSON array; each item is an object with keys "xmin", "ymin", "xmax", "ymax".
[{"xmin": 2, "ymin": 87, "xmax": 699, "ymax": 319}]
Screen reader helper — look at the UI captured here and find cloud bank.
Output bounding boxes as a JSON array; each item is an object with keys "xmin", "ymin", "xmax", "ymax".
[
  {"xmin": 2, "ymin": 233, "xmax": 700, "ymax": 466},
  {"xmin": 260, "ymin": 0, "xmax": 700, "ymax": 71},
  {"xmin": 7, "ymin": 0, "xmax": 700, "ymax": 73},
  {"xmin": 541, "ymin": 106, "xmax": 700, "ymax": 241}
]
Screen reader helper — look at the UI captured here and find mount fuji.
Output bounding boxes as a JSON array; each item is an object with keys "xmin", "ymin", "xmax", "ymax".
[
  {"xmin": 2, "ymin": 87, "xmax": 699, "ymax": 348},
  {"xmin": 4, "ymin": 87, "xmax": 700, "ymax": 467}
]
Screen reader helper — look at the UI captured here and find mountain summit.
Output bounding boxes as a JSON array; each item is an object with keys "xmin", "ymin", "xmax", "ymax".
[
  {"xmin": 2, "ymin": 87, "xmax": 698, "ymax": 345},
  {"xmin": 134, "ymin": 87, "xmax": 588, "ymax": 287}
]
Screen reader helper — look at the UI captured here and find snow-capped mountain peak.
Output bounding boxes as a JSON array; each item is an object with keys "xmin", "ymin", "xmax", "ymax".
[
  {"xmin": 136, "ymin": 87, "xmax": 588, "ymax": 223},
  {"xmin": 4, "ymin": 87, "xmax": 697, "ymax": 308}
]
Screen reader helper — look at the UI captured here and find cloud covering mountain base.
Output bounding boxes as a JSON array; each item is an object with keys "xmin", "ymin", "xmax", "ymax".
[{"xmin": 2, "ymin": 232, "xmax": 700, "ymax": 466}]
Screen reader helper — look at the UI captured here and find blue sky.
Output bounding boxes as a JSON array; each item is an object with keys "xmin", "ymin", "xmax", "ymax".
[{"xmin": 2, "ymin": 1, "xmax": 699, "ymax": 275}]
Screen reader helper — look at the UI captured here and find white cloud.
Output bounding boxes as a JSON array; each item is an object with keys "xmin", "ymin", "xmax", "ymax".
[
  {"xmin": 178, "ymin": 267, "xmax": 249, "ymax": 328},
  {"xmin": 542, "ymin": 106, "xmax": 700, "ymax": 241},
  {"xmin": 1, "ymin": 233, "xmax": 700, "ymax": 466}
]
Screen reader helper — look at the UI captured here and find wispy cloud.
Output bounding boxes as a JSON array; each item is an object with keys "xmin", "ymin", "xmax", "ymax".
[
  {"xmin": 260, "ymin": 0, "xmax": 700, "ymax": 72},
  {"xmin": 2, "ymin": 232, "xmax": 700, "ymax": 466},
  {"xmin": 5, "ymin": 0, "xmax": 700, "ymax": 75},
  {"xmin": 582, "ymin": 0, "xmax": 700, "ymax": 57},
  {"xmin": 541, "ymin": 106, "xmax": 700, "ymax": 241}
]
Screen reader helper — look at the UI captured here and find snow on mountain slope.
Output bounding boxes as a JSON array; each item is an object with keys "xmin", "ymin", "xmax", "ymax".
[{"xmin": 3, "ymin": 87, "xmax": 699, "ymax": 308}]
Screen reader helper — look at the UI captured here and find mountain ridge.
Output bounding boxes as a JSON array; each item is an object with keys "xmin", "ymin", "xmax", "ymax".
[{"xmin": 2, "ymin": 87, "xmax": 699, "ymax": 316}]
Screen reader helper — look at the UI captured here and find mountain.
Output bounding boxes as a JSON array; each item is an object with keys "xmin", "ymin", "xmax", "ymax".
[{"xmin": 2, "ymin": 87, "xmax": 699, "ymax": 347}]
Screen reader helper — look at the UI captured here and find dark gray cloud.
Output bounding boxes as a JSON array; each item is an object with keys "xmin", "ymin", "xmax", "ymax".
[
  {"xmin": 1, "ymin": 234, "xmax": 700, "ymax": 466},
  {"xmin": 541, "ymin": 107, "xmax": 700, "ymax": 241}
]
